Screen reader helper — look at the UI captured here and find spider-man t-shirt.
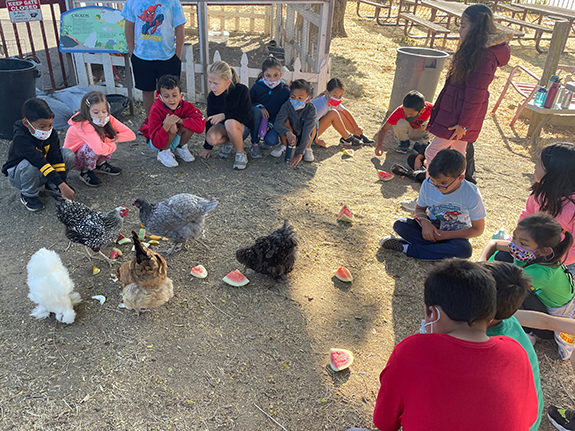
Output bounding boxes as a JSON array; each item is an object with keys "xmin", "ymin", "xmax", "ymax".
[
  {"xmin": 386, "ymin": 101, "xmax": 433, "ymax": 129},
  {"xmin": 122, "ymin": 0, "xmax": 186, "ymax": 61}
]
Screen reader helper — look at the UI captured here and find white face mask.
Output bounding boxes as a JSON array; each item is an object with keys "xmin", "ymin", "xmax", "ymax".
[
  {"xmin": 92, "ymin": 116, "xmax": 110, "ymax": 127},
  {"xmin": 420, "ymin": 307, "xmax": 441, "ymax": 334},
  {"xmin": 263, "ymin": 79, "xmax": 281, "ymax": 89},
  {"xmin": 27, "ymin": 121, "xmax": 52, "ymax": 140}
]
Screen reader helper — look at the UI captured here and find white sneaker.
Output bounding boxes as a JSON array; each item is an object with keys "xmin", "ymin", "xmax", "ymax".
[
  {"xmin": 157, "ymin": 149, "xmax": 179, "ymax": 168},
  {"xmin": 303, "ymin": 148, "xmax": 314, "ymax": 162},
  {"xmin": 271, "ymin": 144, "xmax": 286, "ymax": 158},
  {"xmin": 401, "ymin": 198, "xmax": 417, "ymax": 212},
  {"xmin": 233, "ymin": 152, "xmax": 248, "ymax": 170},
  {"xmin": 174, "ymin": 144, "xmax": 195, "ymax": 162}
]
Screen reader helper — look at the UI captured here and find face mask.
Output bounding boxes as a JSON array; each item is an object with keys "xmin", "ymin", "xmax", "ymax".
[
  {"xmin": 263, "ymin": 79, "xmax": 281, "ymax": 89},
  {"xmin": 509, "ymin": 241, "xmax": 538, "ymax": 262},
  {"xmin": 28, "ymin": 121, "xmax": 52, "ymax": 140},
  {"xmin": 328, "ymin": 97, "xmax": 342, "ymax": 107},
  {"xmin": 405, "ymin": 111, "xmax": 421, "ymax": 122},
  {"xmin": 92, "ymin": 116, "xmax": 110, "ymax": 127},
  {"xmin": 420, "ymin": 307, "xmax": 441, "ymax": 334},
  {"xmin": 290, "ymin": 99, "xmax": 307, "ymax": 111}
]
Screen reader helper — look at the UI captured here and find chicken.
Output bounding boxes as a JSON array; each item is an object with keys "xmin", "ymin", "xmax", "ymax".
[
  {"xmin": 133, "ymin": 193, "xmax": 218, "ymax": 254},
  {"xmin": 117, "ymin": 231, "xmax": 173, "ymax": 314},
  {"xmin": 53, "ymin": 195, "xmax": 129, "ymax": 265},
  {"xmin": 27, "ymin": 248, "xmax": 81, "ymax": 324},
  {"xmin": 236, "ymin": 220, "xmax": 299, "ymax": 281}
]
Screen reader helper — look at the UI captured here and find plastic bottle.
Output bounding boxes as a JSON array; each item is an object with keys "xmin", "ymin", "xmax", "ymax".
[
  {"xmin": 258, "ymin": 117, "xmax": 268, "ymax": 144},
  {"xmin": 562, "ymin": 90, "xmax": 573, "ymax": 109},
  {"xmin": 534, "ymin": 88, "xmax": 547, "ymax": 108},
  {"xmin": 544, "ymin": 76, "xmax": 561, "ymax": 109},
  {"xmin": 284, "ymin": 144, "xmax": 296, "ymax": 164}
]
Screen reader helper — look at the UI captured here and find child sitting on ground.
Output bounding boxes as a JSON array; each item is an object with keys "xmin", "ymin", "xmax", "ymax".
[
  {"xmin": 64, "ymin": 91, "xmax": 135, "ymax": 187},
  {"xmin": 391, "ymin": 141, "xmax": 428, "ymax": 183},
  {"xmin": 201, "ymin": 61, "xmax": 253, "ymax": 170},
  {"xmin": 479, "ymin": 212, "xmax": 575, "ymax": 360},
  {"xmin": 312, "ymin": 78, "xmax": 374, "ymax": 148},
  {"xmin": 248, "ymin": 56, "xmax": 291, "ymax": 158},
  {"xmin": 375, "ymin": 90, "xmax": 432, "ymax": 155},
  {"xmin": 2, "ymin": 98, "xmax": 75, "ymax": 211},
  {"xmin": 380, "ymin": 149, "xmax": 485, "ymax": 260},
  {"xmin": 273, "ymin": 79, "xmax": 317, "ymax": 167},
  {"xmin": 146, "ymin": 74, "xmax": 206, "ymax": 168},
  {"xmin": 346, "ymin": 259, "xmax": 538, "ymax": 431}
]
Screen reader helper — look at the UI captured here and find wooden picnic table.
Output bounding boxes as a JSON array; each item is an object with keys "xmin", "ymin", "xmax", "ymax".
[
  {"xmin": 512, "ymin": 3, "xmax": 575, "ymax": 47},
  {"xmin": 524, "ymin": 100, "xmax": 575, "ymax": 145}
]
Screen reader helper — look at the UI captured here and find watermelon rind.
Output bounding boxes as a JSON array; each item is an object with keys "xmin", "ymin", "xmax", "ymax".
[
  {"xmin": 118, "ymin": 237, "xmax": 132, "ymax": 245},
  {"xmin": 223, "ymin": 270, "xmax": 249, "ymax": 287},
  {"xmin": 378, "ymin": 170, "xmax": 394, "ymax": 181},
  {"xmin": 330, "ymin": 348, "xmax": 354, "ymax": 372},
  {"xmin": 338, "ymin": 205, "xmax": 354, "ymax": 223},
  {"xmin": 342, "ymin": 149, "xmax": 354, "ymax": 157},
  {"xmin": 191, "ymin": 265, "xmax": 208, "ymax": 279},
  {"xmin": 334, "ymin": 267, "xmax": 353, "ymax": 282}
]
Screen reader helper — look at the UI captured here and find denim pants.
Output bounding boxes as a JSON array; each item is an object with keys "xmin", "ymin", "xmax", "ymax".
[
  {"xmin": 7, "ymin": 148, "xmax": 75, "ymax": 197},
  {"xmin": 393, "ymin": 217, "xmax": 473, "ymax": 260},
  {"xmin": 251, "ymin": 106, "xmax": 280, "ymax": 147}
]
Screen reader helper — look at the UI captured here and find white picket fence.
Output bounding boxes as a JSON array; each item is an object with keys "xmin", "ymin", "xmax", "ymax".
[{"xmin": 72, "ymin": 45, "xmax": 330, "ymax": 103}]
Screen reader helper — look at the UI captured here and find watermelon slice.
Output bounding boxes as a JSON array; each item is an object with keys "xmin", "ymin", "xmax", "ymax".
[
  {"xmin": 138, "ymin": 228, "xmax": 146, "ymax": 241},
  {"xmin": 191, "ymin": 265, "xmax": 208, "ymax": 279},
  {"xmin": 223, "ymin": 270, "xmax": 249, "ymax": 287},
  {"xmin": 118, "ymin": 237, "xmax": 132, "ymax": 245},
  {"xmin": 342, "ymin": 148, "xmax": 354, "ymax": 157},
  {"xmin": 337, "ymin": 205, "xmax": 354, "ymax": 223},
  {"xmin": 330, "ymin": 348, "xmax": 354, "ymax": 372},
  {"xmin": 378, "ymin": 170, "xmax": 394, "ymax": 181},
  {"xmin": 110, "ymin": 248, "xmax": 123, "ymax": 260},
  {"xmin": 334, "ymin": 267, "xmax": 353, "ymax": 282},
  {"xmin": 115, "ymin": 234, "xmax": 126, "ymax": 243}
]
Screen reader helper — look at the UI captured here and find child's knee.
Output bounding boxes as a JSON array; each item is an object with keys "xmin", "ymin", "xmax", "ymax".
[
  {"xmin": 224, "ymin": 119, "xmax": 242, "ymax": 132},
  {"xmin": 206, "ymin": 129, "xmax": 223, "ymax": 145}
]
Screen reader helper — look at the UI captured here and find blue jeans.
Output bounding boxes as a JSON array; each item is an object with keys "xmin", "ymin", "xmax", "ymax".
[
  {"xmin": 7, "ymin": 148, "xmax": 75, "ymax": 197},
  {"xmin": 393, "ymin": 217, "xmax": 473, "ymax": 261},
  {"xmin": 251, "ymin": 106, "xmax": 280, "ymax": 147}
]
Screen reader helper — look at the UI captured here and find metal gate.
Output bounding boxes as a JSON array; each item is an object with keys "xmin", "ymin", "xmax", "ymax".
[{"xmin": 0, "ymin": 0, "xmax": 71, "ymax": 90}]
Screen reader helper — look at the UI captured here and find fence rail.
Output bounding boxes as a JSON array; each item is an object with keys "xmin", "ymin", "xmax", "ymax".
[{"xmin": 517, "ymin": 0, "xmax": 575, "ymax": 10}]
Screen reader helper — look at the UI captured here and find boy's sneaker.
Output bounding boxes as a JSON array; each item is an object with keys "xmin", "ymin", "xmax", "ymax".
[
  {"xmin": 356, "ymin": 133, "xmax": 375, "ymax": 145},
  {"xmin": 396, "ymin": 140, "xmax": 411, "ymax": 154},
  {"xmin": 20, "ymin": 194, "xmax": 44, "ymax": 212},
  {"xmin": 95, "ymin": 161, "xmax": 122, "ymax": 175},
  {"xmin": 250, "ymin": 143, "xmax": 262, "ymax": 159},
  {"xmin": 271, "ymin": 144, "xmax": 286, "ymax": 158},
  {"xmin": 401, "ymin": 198, "xmax": 417, "ymax": 212},
  {"xmin": 79, "ymin": 170, "xmax": 103, "ymax": 187},
  {"xmin": 174, "ymin": 144, "xmax": 195, "ymax": 162},
  {"xmin": 303, "ymin": 148, "xmax": 314, "ymax": 162},
  {"xmin": 548, "ymin": 406, "xmax": 575, "ymax": 431},
  {"xmin": 157, "ymin": 150, "xmax": 179, "ymax": 168},
  {"xmin": 340, "ymin": 135, "xmax": 362, "ymax": 147},
  {"xmin": 233, "ymin": 152, "xmax": 248, "ymax": 170},
  {"xmin": 379, "ymin": 236, "xmax": 408, "ymax": 252},
  {"xmin": 219, "ymin": 144, "xmax": 234, "ymax": 159}
]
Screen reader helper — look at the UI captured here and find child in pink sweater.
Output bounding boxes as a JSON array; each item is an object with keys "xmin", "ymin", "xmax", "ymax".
[{"xmin": 64, "ymin": 91, "xmax": 135, "ymax": 187}]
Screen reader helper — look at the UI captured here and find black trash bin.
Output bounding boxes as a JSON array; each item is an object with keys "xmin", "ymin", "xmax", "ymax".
[{"xmin": 0, "ymin": 58, "xmax": 40, "ymax": 140}]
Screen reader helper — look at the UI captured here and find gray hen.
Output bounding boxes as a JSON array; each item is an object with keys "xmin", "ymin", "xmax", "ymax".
[{"xmin": 133, "ymin": 194, "xmax": 218, "ymax": 254}]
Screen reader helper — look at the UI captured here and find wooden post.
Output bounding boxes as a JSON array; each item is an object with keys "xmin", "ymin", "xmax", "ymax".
[
  {"xmin": 184, "ymin": 45, "xmax": 196, "ymax": 102},
  {"xmin": 198, "ymin": 1, "xmax": 210, "ymax": 99},
  {"xmin": 539, "ymin": 20, "xmax": 569, "ymax": 87},
  {"xmin": 124, "ymin": 54, "xmax": 135, "ymax": 115}
]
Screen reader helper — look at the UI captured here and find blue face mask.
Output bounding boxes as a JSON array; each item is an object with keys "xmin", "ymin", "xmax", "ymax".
[{"xmin": 290, "ymin": 98, "xmax": 307, "ymax": 111}]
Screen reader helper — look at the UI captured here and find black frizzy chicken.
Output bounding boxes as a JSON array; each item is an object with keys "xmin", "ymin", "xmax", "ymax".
[
  {"xmin": 133, "ymin": 193, "xmax": 218, "ymax": 255},
  {"xmin": 236, "ymin": 220, "xmax": 299, "ymax": 281},
  {"xmin": 54, "ymin": 195, "xmax": 129, "ymax": 265}
]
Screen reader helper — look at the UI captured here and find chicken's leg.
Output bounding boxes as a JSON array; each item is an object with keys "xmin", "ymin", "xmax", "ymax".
[
  {"xmin": 164, "ymin": 243, "xmax": 183, "ymax": 255},
  {"xmin": 84, "ymin": 246, "xmax": 114, "ymax": 267}
]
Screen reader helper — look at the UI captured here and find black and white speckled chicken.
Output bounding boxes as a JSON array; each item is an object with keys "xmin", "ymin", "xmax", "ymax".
[
  {"xmin": 54, "ymin": 195, "xmax": 129, "ymax": 265},
  {"xmin": 236, "ymin": 220, "xmax": 299, "ymax": 281},
  {"xmin": 133, "ymin": 193, "xmax": 218, "ymax": 254}
]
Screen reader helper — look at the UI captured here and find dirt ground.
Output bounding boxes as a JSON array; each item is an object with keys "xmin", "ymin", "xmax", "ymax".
[{"xmin": 1, "ymin": 4, "xmax": 575, "ymax": 430}]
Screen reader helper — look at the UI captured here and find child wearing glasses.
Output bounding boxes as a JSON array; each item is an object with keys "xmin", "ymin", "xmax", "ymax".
[{"xmin": 380, "ymin": 149, "xmax": 485, "ymax": 260}]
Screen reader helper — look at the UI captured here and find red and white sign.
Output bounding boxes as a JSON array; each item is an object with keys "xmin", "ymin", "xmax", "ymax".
[{"xmin": 6, "ymin": 0, "xmax": 43, "ymax": 23}]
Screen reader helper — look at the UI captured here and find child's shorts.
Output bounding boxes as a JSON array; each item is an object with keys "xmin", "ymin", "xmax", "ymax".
[
  {"xmin": 216, "ymin": 122, "xmax": 250, "ymax": 140},
  {"xmin": 147, "ymin": 134, "xmax": 181, "ymax": 152},
  {"xmin": 131, "ymin": 54, "xmax": 181, "ymax": 92}
]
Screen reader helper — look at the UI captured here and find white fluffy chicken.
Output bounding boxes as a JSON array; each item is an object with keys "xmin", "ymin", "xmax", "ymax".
[{"xmin": 27, "ymin": 248, "xmax": 81, "ymax": 324}]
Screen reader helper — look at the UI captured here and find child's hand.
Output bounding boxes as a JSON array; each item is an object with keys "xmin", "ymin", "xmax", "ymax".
[
  {"xmin": 207, "ymin": 114, "xmax": 225, "ymax": 125},
  {"xmin": 163, "ymin": 114, "xmax": 180, "ymax": 131},
  {"xmin": 286, "ymin": 131, "xmax": 296, "ymax": 146},
  {"xmin": 170, "ymin": 123, "xmax": 178, "ymax": 135},
  {"xmin": 375, "ymin": 144, "xmax": 384, "ymax": 156},
  {"xmin": 260, "ymin": 107, "xmax": 270, "ymax": 119},
  {"xmin": 288, "ymin": 153, "xmax": 303, "ymax": 168},
  {"xmin": 414, "ymin": 155, "xmax": 424, "ymax": 170},
  {"xmin": 59, "ymin": 183, "xmax": 75, "ymax": 200},
  {"xmin": 201, "ymin": 149, "xmax": 212, "ymax": 159},
  {"xmin": 421, "ymin": 221, "xmax": 441, "ymax": 242}
]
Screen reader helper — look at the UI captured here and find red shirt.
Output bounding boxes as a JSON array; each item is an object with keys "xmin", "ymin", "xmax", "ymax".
[
  {"xmin": 373, "ymin": 333, "xmax": 538, "ymax": 431},
  {"xmin": 386, "ymin": 101, "xmax": 433, "ymax": 129}
]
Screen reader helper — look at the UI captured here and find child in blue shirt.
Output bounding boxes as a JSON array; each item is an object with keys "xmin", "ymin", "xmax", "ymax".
[{"xmin": 249, "ymin": 57, "xmax": 291, "ymax": 158}]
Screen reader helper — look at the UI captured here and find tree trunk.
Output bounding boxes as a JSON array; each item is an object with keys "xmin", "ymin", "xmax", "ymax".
[{"xmin": 332, "ymin": 0, "xmax": 348, "ymax": 38}]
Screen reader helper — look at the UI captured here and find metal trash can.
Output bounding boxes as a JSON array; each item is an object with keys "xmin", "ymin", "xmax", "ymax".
[
  {"xmin": 387, "ymin": 47, "xmax": 450, "ymax": 118},
  {"xmin": 0, "ymin": 58, "xmax": 40, "ymax": 140}
]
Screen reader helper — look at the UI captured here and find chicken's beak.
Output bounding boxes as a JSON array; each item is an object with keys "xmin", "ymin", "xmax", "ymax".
[{"xmin": 120, "ymin": 206, "xmax": 129, "ymax": 217}]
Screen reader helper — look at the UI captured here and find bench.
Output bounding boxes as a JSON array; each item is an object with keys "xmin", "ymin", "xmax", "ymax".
[
  {"xmin": 495, "ymin": 2, "xmax": 524, "ymax": 17},
  {"xmin": 496, "ymin": 16, "xmax": 553, "ymax": 34},
  {"xmin": 398, "ymin": 12, "xmax": 451, "ymax": 48},
  {"xmin": 356, "ymin": 0, "xmax": 394, "ymax": 25}
]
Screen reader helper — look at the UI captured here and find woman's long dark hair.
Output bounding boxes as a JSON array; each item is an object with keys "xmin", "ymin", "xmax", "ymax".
[
  {"xmin": 448, "ymin": 4, "xmax": 497, "ymax": 83},
  {"xmin": 71, "ymin": 91, "xmax": 116, "ymax": 141},
  {"xmin": 532, "ymin": 142, "xmax": 575, "ymax": 219},
  {"xmin": 517, "ymin": 213, "xmax": 574, "ymax": 265}
]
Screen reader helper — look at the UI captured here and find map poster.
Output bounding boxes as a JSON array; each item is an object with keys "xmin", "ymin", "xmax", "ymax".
[
  {"xmin": 59, "ymin": 6, "xmax": 128, "ymax": 54},
  {"xmin": 6, "ymin": 0, "xmax": 43, "ymax": 23}
]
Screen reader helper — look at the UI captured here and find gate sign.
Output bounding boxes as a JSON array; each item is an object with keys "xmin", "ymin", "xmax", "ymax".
[
  {"xmin": 59, "ymin": 6, "xmax": 128, "ymax": 54},
  {"xmin": 6, "ymin": 0, "xmax": 43, "ymax": 23}
]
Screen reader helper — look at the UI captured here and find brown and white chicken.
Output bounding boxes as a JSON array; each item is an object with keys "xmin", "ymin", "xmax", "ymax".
[{"xmin": 117, "ymin": 231, "xmax": 173, "ymax": 314}]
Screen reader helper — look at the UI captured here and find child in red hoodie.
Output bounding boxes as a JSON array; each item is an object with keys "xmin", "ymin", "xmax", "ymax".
[{"xmin": 146, "ymin": 74, "xmax": 205, "ymax": 168}]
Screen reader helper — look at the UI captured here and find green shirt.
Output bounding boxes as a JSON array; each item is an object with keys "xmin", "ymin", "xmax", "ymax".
[
  {"xmin": 487, "ymin": 317, "xmax": 543, "ymax": 431},
  {"xmin": 516, "ymin": 260, "xmax": 574, "ymax": 308}
]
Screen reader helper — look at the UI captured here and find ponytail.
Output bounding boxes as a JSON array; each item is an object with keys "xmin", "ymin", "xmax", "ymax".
[
  {"xmin": 554, "ymin": 230, "xmax": 574, "ymax": 265},
  {"xmin": 209, "ymin": 60, "xmax": 239, "ymax": 84},
  {"xmin": 517, "ymin": 213, "xmax": 573, "ymax": 265}
]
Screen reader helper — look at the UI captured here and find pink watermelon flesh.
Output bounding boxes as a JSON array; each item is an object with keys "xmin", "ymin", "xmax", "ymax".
[
  {"xmin": 191, "ymin": 265, "xmax": 208, "ymax": 279},
  {"xmin": 338, "ymin": 205, "xmax": 354, "ymax": 222},
  {"xmin": 342, "ymin": 149, "xmax": 354, "ymax": 156},
  {"xmin": 110, "ymin": 248, "xmax": 122, "ymax": 260},
  {"xmin": 223, "ymin": 270, "xmax": 249, "ymax": 287},
  {"xmin": 334, "ymin": 267, "xmax": 353, "ymax": 282},
  {"xmin": 378, "ymin": 170, "xmax": 394, "ymax": 181},
  {"xmin": 330, "ymin": 348, "xmax": 354, "ymax": 371}
]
